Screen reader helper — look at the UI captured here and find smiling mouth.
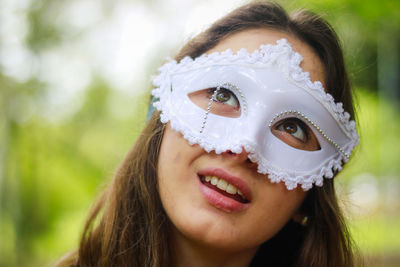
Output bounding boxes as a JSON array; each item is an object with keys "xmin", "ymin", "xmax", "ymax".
[{"xmin": 199, "ymin": 175, "xmax": 249, "ymax": 204}]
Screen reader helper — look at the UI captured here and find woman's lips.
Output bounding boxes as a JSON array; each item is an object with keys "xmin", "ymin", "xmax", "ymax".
[{"xmin": 197, "ymin": 168, "xmax": 252, "ymax": 213}]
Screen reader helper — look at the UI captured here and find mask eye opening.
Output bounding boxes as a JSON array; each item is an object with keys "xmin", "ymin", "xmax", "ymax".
[{"xmin": 270, "ymin": 110, "xmax": 351, "ymax": 158}]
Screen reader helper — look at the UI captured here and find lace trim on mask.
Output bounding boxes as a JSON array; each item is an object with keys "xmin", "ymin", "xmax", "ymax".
[{"xmin": 152, "ymin": 38, "xmax": 359, "ymax": 190}]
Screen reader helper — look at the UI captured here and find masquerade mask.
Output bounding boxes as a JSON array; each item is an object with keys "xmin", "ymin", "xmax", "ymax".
[{"xmin": 152, "ymin": 39, "xmax": 358, "ymax": 190}]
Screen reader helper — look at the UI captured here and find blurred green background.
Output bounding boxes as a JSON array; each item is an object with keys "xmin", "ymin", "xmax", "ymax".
[{"xmin": 0, "ymin": 0, "xmax": 399, "ymax": 266}]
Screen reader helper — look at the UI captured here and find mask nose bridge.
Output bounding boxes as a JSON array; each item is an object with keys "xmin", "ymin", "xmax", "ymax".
[{"xmin": 240, "ymin": 102, "xmax": 272, "ymax": 156}]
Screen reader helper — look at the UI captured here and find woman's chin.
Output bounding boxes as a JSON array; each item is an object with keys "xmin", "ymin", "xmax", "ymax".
[{"xmin": 170, "ymin": 212, "xmax": 267, "ymax": 253}]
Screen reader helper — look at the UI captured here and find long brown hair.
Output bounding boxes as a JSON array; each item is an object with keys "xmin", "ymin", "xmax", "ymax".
[{"xmin": 56, "ymin": 2, "xmax": 359, "ymax": 266}]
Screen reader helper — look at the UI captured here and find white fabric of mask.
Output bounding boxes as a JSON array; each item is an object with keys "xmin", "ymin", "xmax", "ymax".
[{"xmin": 152, "ymin": 39, "xmax": 358, "ymax": 190}]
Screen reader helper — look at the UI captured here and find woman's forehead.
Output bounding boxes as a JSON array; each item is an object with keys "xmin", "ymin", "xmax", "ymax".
[{"xmin": 206, "ymin": 28, "xmax": 326, "ymax": 86}]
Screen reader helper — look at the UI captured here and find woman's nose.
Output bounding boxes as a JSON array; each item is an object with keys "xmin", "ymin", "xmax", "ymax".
[{"xmin": 222, "ymin": 148, "xmax": 257, "ymax": 167}]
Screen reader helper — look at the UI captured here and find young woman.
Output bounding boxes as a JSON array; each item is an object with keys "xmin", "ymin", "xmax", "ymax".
[{"xmin": 57, "ymin": 2, "xmax": 360, "ymax": 266}]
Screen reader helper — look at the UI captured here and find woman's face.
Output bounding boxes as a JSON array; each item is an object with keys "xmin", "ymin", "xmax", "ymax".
[{"xmin": 157, "ymin": 29, "xmax": 325, "ymax": 252}]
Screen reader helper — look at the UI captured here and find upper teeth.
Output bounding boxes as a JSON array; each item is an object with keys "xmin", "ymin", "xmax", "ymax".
[{"xmin": 204, "ymin": 176, "xmax": 243, "ymax": 196}]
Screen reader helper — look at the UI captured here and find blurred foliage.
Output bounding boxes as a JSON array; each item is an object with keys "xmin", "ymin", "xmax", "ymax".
[
  {"xmin": 340, "ymin": 89, "xmax": 400, "ymax": 177},
  {"xmin": 1, "ymin": 80, "xmax": 149, "ymax": 266},
  {"xmin": 0, "ymin": 0, "xmax": 399, "ymax": 266}
]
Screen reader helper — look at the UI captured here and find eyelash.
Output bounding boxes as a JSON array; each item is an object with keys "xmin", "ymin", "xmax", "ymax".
[
  {"xmin": 269, "ymin": 111, "xmax": 313, "ymax": 129},
  {"xmin": 206, "ymin": 87, "xmax": 232, "ymax": 97}
]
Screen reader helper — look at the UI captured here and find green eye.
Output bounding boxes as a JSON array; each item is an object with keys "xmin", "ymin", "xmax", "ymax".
[
  {"xmin": 212, "ymin": 88, "xmax": 240, "ymax": 108},
  {"xmin": 277, "ymin": 119, "xmax": 307, "ymax": 143}
]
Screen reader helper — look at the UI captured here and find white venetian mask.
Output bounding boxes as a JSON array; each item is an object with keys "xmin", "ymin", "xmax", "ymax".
[{"xmin": 152, "ymin": 39, "xmax": 358, "ymax": 190}]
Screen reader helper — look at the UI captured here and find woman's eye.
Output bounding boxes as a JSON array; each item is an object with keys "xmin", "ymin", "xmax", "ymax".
[
  {"xmin": 272, "ymin": 118, "xmax": 320, "ymax": 151},
  {"xmin": 210, "ymin": 88, "xmax": 240, "ymax": 109},
  {"xmin": 277, "ymin": 120, "xmax": 306, "ymax": 142},
  {"xmin": 188, "ymin": 87, "xmax": 241, "ymax": 118}
]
